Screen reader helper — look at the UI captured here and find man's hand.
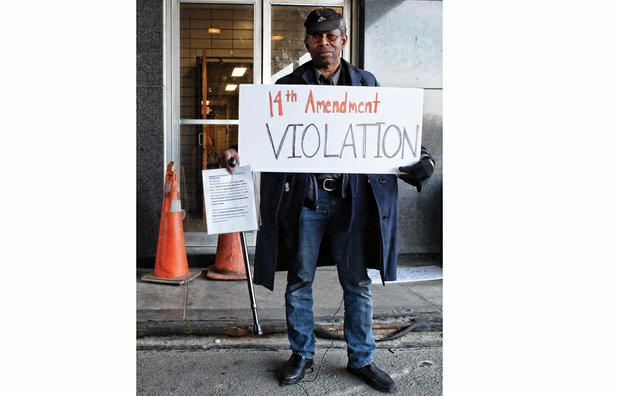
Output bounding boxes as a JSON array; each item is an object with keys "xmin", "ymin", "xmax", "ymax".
[
  {"xmin": 221, "ymin": 147, "xmax": 240, "ymax": 174},
  {"xmin": 398, "ymin": 147, "xmax": 435, "ymax": 192}
]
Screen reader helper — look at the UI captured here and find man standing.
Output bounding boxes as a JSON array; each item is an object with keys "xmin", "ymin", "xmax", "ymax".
[{"xmin": 223, "ymin": 8, "xmax": 433, "ymax": 393}]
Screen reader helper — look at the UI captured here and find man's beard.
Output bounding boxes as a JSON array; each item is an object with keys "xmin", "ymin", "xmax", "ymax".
[
  {"xmin": 312, "ymin": 56, "xmax": 339, "ymax": 69},
  {"xmin": 313, "ymin": 59, "xmax": 329, "ymax": 68}
]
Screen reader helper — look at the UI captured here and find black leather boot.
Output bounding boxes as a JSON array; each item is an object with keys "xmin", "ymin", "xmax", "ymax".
[{"xmin": 279, "ymin": 353, "xmax": 313, "ymax": 386}]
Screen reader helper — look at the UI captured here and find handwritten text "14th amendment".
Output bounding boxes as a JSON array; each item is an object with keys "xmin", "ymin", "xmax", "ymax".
[{"xmin": 269, "ymin": 89, "xmax": 381, "ymax": 117}]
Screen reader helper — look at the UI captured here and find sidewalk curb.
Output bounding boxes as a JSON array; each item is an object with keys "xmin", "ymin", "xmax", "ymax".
[{"xmin": 137, "ymin": 311, "xmax": 442, "ymax": 338}]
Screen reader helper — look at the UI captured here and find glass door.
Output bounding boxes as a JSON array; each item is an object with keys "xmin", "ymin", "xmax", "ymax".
[{"xmin": 177, "ymin": 2, "xmax": 257, "ymax": 251}]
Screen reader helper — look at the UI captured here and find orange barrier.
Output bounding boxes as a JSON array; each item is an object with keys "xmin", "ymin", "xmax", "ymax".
[
  {"xmin": 206, "ymin": 232, "xmax": 248, "ymax": 280},
  {"xmin": 141, "ymin": 162, "xmax": 201, "ymax": 285}
]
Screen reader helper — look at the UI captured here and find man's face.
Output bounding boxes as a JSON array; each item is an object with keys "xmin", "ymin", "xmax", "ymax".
[{"xmin": 304, "ymin": 29, "xmax": 348, "ymax": 68}]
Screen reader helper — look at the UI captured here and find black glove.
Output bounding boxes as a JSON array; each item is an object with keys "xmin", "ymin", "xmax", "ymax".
[{"xmin": 398, "ymin": 147, "xmax": 435, "ymax": 192}]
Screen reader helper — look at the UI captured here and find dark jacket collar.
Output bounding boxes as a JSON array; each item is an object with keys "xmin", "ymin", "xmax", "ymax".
[{"xmin": 293, "ymin": 59, "xmax": 362, "ymax": 86}]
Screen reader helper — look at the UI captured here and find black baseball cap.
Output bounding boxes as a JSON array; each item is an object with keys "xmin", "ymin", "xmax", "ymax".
[{"xmin": 304, "ymin": 8, "xmax": 343, "ymax": 34}]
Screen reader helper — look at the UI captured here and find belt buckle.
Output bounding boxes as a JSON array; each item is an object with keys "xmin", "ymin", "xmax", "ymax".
[{"xmin": 322, "ymin": 178, "xmax": 336, "ymax": 192}]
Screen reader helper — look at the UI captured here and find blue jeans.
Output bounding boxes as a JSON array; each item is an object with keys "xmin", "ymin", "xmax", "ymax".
[{"xmin": 285, "ymin": 188, "xmax": 375, "ymax": 368}]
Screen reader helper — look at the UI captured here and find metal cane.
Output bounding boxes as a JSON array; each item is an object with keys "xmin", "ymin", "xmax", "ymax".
[
  {"xmin": 240, "ymin": 231, "xmax": 262, "ymax": 335},
  {"xmin": 228, "ymin": 157, "xmax": 262, "ymax": 336}
]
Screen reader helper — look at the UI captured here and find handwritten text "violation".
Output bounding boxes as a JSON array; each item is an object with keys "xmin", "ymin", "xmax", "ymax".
[{"xmin": 265, "ymin": 122, "xmax": 420, "ymax": 160}]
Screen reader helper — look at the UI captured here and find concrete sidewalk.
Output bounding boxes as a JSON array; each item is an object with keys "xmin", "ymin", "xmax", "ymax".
[{"xmin": 137, "ymin": 255, "xmax": 442, "ymax": 338}]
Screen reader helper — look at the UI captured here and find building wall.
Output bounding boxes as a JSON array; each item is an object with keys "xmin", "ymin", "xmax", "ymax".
[
  {"xmin": 363, "ymin": 0, "xmax": 443, "ymax": 254},
  {"xmin": 136, "ymin": 0, "xmax": 442, "ymax": 258},
  {"xmin": 137, "ymin": 0, "xmax": 165, "ymax": 258}
]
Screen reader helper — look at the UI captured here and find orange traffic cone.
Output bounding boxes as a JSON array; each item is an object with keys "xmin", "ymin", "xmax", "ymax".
[
  {"xmin": 141, "ymin": 162, "xmax": 201, "ymax": 285},
  {"xmin": 206, "ymin": 232, "xmax": 248, "ymax": 280}
]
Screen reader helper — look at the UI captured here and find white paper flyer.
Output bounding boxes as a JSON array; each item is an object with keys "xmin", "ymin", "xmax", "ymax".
[{"xmin": 201, "ymin": 166, "xmax": 258, "ymax": 235}]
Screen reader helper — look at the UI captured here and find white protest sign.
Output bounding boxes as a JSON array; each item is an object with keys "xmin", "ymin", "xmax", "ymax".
[{"xmin": 239, "ymin": 84, "xmax": 424, "ymax": 174}]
